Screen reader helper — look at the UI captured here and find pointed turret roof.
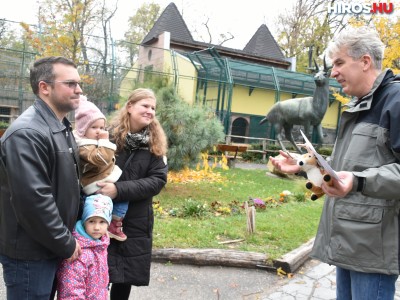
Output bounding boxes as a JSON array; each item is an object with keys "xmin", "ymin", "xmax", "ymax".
[
  {"xmin": 243, "ymin": 24, "xmax": 285, "ymax": 61},
  {"xmin": 141, "ymin": 2, "xmax": 289, "ymax": 68},
  {"xmin": 142, "ymin": 2, "xmax": 194, "ymax": 44}
]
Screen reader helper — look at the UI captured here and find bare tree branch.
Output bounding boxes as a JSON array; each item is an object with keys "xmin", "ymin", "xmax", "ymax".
[
  {"xmin": 202, "ymin": 18, "xmax": 212, "ymax": 44},
  {"xmin": 218, "ymin": 32, "xmax": 234, "ymax": 46}
]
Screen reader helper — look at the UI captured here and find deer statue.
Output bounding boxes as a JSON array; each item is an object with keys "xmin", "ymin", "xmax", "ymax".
[{"xmin": 259, "ymin": 58, "xmax": 331, "ymax": 153}]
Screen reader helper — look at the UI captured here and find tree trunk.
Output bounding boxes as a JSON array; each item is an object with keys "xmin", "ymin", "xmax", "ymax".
[
  {"xmin": 152, "ymin": 238, "xmax": 315, "ymax": 273},
  {"xmin": 273, "ymin": 238, "xmax": 314, "ymax": 273},
  {"xmin": 152, "ymin": 248, "xmax": 270, "ymax": 269}
]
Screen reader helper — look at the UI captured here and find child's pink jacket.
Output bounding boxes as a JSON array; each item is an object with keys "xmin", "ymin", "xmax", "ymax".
[{"xmin": 56, "ymin": 222, "xmax": 110, "ymax": 299}]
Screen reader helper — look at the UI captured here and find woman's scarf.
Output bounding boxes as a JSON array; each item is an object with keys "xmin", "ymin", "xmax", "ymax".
[{"xmin": 125, "ymin": 127, "xmax": 150, "ymax": 152}]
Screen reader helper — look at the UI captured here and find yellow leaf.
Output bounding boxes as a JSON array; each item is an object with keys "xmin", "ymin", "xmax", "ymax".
[{"xmin": 277, "ymin": 267, "xmax": 287, "ymax": 276}]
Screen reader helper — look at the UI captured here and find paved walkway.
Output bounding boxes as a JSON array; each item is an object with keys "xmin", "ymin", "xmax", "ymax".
[
  {"xmin": 264, "ymin": 259, "xmax": 337, "ymax": 300},
  {"xmin": 1, "ymin": 259, "xmax": 400, "ymax": 299},
  {"xmin": 265, "ymin": 260, "xmax": 400, "ymax": 300},
  {"xmin": 128, "ymin": 259, "xmax": 400, "ymax": 300},
  {"xmin": 127, "ymin": 259, "xmax": 335, "ymax": 299}
]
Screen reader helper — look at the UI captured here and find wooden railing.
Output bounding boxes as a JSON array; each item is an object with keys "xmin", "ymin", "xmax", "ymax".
[
  {"xmin": 224, "ymin": 135, "xmax": 334, "ymax": 161},
  {"xmin": 224, "ymin": 135, "xmax": 279, "ymax": 161}
]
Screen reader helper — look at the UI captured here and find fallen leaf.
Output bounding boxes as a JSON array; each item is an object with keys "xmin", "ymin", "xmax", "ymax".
[{"xmin": 277, "ymin": 267, "xmax": 287, "ymax": 276}]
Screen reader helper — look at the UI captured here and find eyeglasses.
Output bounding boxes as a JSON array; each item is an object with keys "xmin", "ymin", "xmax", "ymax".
[{"xmin": 44, "ymin": 80, "xmax": 83, "ymax": 89}]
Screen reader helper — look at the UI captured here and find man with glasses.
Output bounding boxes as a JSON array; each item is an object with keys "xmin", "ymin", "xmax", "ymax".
[
  {"xmin": 45, "ymin": 80, "xmax": 83, "ymax": 90},
  {"xmin": 0, "ymin": 56, "xmax": 83, "ymax": 299}
]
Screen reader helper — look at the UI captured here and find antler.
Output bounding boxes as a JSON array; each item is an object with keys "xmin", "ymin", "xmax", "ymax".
[
  {"xmin": 323, "ymin": 55, "xmax": 332, "ymax": 74},
  {"xmin": 313, "ymin": 58, "xmax": 319, "ymax": 72},
  {"xmin": 297, "ymin": 144, "xmax": 313, "ymax": 155}
]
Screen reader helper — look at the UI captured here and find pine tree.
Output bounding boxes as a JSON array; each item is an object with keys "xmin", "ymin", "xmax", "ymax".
[{"xmin": 157, "ymin": 87, "xmax": 225, "ymax": 171}]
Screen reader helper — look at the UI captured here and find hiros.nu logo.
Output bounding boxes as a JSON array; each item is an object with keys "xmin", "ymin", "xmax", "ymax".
[{"xmin": 328, "ymin": 1, "xmax": 394, "ymax": 14}]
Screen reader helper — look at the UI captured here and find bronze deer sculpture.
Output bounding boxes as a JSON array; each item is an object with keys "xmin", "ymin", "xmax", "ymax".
[{"xmin": 259, "ymin": 59, "xmax": 331, "ymax": 153}]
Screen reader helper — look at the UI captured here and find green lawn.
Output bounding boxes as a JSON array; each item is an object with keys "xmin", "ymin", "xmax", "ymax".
[{"xmin": 152, "ymin": 168, "xmax": 323, "ymax": 260}]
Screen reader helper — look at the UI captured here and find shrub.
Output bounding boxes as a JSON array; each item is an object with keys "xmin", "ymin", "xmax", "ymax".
[
  {"xmin": 319, "ymin": 147, "xmax": 333, "ymax": 156},
  {"xmin": 0, "ymin": 121, "xmax": 9, "ymax": 129},
  {"xmin": 181, "ymin": 198, "xmax": 209, "ymax": 218},
  {"xmin": 291, "ymin": 192, "xmax": 307, "ymax": 202},
  {"xmin": 156, "ymin": 87, "xmax": 225, "ymax": 170}
]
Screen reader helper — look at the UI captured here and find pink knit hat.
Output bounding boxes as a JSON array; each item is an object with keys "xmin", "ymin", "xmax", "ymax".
[{"xmin": 75, "ymin": 95, "xmax": 106, "ymax": 138}]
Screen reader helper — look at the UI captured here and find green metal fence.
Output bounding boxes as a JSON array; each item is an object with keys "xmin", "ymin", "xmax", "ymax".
[{"xmin": 0, "ymin": 19, "xmax": 342, "ymax": 142}]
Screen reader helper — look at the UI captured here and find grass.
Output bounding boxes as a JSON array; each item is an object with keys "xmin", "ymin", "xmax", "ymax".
[{"xmin": 152, "ymin": 167, "xmax": 324, "ymax": 261}]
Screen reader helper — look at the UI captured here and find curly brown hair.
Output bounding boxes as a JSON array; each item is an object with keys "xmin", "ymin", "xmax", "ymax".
[{"xmin": 109, "ymin": 88, "xmax": 168, "ymax": 157}]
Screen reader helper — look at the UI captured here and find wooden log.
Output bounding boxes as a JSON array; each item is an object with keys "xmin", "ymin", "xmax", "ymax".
[
  {"xmin": 152, "ymin": 248, "xmax": 269, "ymax": 269},
  {"xmin": 251, "ymin": 206, "xmax": 255, "ymax": 232},
  {"xmin": 273, "ymin": 238, "xmax": 315, "ymax": 273},
  {"xmin": 217, "ymin": 239, "xmax": 245, "ymax": 244},
  {"xmin": 244, "ymin": 201, "xmax": 250, "ymax": 233},
  {"xmin": 245, "ymin": 202, "xmax": 256, "ymax": 234}
]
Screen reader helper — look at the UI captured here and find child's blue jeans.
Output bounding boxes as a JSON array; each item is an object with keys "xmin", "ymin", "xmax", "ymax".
[{"xmin": 113, "ymin": 201, "xmax": 129, "ymax": 218}]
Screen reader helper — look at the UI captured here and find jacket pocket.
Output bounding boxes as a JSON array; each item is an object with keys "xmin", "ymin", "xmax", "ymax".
[
  {"xmin": 343, "ymin": 124, "xmax": 378, "ymax": 169},
  {"xmin": 329, "ymin": 202, "xmax": 385, "ymax": 267}
]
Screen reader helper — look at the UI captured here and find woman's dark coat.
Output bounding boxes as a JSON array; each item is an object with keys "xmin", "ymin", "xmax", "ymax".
[{"xmin": 108, "ymin": 148, "xmax": 167, "ymax": 286}]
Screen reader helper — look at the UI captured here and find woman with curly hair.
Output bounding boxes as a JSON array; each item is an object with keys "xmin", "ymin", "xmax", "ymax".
[{"xmin": 95, "ymin": 88, "xmax": 168, "ymax": 299}]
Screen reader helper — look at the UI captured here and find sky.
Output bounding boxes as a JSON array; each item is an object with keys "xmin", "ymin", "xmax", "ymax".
[{"xmin": 1, "ymin": 0, "xmax": 297, "ymax": 49}]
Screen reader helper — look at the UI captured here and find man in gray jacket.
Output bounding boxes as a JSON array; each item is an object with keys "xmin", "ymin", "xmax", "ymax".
[
  {"xmin": 0, "ymin": 56, "xmax": 82, "ymax": 299},
  {"xmin": 270, "ymin": 26, "xmax": 400, "ymax": 299}
]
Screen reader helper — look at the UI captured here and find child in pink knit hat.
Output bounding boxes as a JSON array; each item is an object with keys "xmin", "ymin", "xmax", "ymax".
[{"xmin": 74, "ymin": 95, "xmax": 128, "ymax": 242}]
